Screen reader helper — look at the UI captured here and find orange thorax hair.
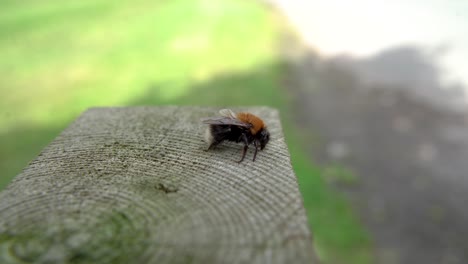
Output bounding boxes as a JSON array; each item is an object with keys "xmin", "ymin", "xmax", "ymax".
[{"xmin": 236, "ymin": 112, "xmax": 265, "ymax": 135}]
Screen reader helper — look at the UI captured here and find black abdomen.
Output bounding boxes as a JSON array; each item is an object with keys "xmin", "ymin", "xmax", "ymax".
[{"xmin": 210, "ymin": 125, "xmax": 253, "ymax": 144}]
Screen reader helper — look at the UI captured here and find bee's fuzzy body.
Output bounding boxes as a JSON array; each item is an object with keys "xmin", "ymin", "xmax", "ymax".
[
  {"xmin": 202, "ymin": 109, "xmax": 270, "ymax": 163},
  {"xmin": 206, "ymin": 123, "xmax": 257, "ymax": 146}
]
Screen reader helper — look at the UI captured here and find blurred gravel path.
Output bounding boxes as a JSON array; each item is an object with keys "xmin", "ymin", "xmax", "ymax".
[
  {"xmin": 268, "ymin": 2, "xmax": 468, "ymax": 262},
  {"xmin": 274, "ymin": 7, "xmax": 468, "ymax": 263},
  {"xmin": 282, "ymin": 47, "xmax": 468, "ymax": 263}
]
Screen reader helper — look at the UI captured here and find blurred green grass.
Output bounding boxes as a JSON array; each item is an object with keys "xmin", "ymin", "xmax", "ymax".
[{"xmin": 0, "ymin": 0, "xmax": 373, "ymax": 263}]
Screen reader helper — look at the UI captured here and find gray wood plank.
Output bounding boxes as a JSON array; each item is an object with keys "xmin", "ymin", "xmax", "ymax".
[{"xmin": 0, "ymin": 106, "xmax": 318, "ymax": 264}]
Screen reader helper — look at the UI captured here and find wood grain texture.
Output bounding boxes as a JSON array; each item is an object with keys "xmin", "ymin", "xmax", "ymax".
[{"xmin": 0, "ymin": 106, "xmax": 318, "ymax": 264}]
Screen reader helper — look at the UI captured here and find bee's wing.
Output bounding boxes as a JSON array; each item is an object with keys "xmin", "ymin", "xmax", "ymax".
[
  {"xmin": 219, "ymin": 109, "xmax": 237, "ymax": 119},
  {"xmin": 201, "ymin": 117, "xmax": 252, "ymax": 128}
]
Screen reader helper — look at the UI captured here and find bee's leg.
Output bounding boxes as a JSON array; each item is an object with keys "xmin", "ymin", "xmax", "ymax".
[
  {"xmin": 238, "ymin": 145, "xmax": 248, "ymax": 163},
  {"xmin": 237, "ymin": 134, "xmax": 249, "ymax": 163},
  {"xmin": 252, "ymin": 140, "xmax": 259, "ymax": 161},
  {"xmin": 207, "ymin": 141, "xmax": 221, "ymax": 151}
]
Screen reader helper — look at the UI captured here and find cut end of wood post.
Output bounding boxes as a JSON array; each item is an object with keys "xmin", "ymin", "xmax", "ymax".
[{"xmin": 0, "ymin": 106, "xmax": 319, "ymax": 263}]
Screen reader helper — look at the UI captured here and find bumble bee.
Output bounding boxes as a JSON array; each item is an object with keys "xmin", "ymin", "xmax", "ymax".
[{"xmin": 202, "ymin": 109, "xmax": 270, "ymax": 163}]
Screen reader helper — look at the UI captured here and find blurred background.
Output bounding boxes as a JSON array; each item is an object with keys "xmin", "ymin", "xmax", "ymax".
[{"xmin": 1, "ymin": 0, "xmax": 467, "ymax": 263}]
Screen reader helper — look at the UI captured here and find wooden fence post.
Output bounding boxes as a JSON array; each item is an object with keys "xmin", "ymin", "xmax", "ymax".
[{"xmin": 0, "ymin": 106, "xmax": 318, "ymax": 263}]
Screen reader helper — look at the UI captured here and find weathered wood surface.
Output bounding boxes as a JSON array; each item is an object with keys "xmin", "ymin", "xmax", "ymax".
[{"xmin": 0, "ymin": 106, "xmax": 317, "ymax": 264}]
